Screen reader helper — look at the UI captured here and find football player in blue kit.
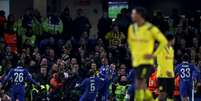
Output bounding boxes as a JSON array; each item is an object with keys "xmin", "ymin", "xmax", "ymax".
[
  {"xmin": 175, "ymin": 54, "xmax": 199, "ymax": 101},
  {"xmin": 1, "ymin": 65, "xmax": 40, "ymax": 101},
  {"xmin": 98, "ymin": 64, "xmax": 115, "ymax": 101},
  {"xmin": 97, "ymin": 73, "xmax": 110, "ymax": 101},
  {"xmin": 79, "ymin": 69, "xmax": 101, "ymax": 101}
]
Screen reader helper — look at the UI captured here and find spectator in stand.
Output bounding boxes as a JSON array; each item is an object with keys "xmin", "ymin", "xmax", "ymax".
[
  {"xmin": 60, "ymin": 7, "xmax": 73, "ymax": 40},
  {"xmin": 0, "ymin": 10, "xmax": 6, "ymax": 37},
  {"xmin": 64, "ymin": 63, "xmax": 82, "ymax": 101},
  {"xmin": 32, "ymin": 9, "xmax": 43, "ymax": 43},
  {"xmin": 170, "ymin": 9, "xmax": 181, "ymax": 29},
  {"xmin": 105, "ymin": 23, "xmax": 125, "ymax": 48},
  {"xmin": 0, "ymin": 90, "xmax": 11, "ymax": 101},
  {"xmin": 22, "ymin": 27, "xmax": 36, "ymax": 48},
  {"xmin": 4, "ymin": 14, "xmax": 17, "ymax": 54},
  {"xmin": 97, "ymin": 11, "xmax": 112, "ymax": 39},
  {"xmin": 117, "ymin": 8, "xmax": 131, "ymax": 35},
  {"xmin": 105, "ymin": 23, "xmax": 125, "ymax": 63},
  {"xmin": 73, "ymin": 8, "xmax": 91, "ymax": 39},
  {"xmin": 35, "ymin": 64, "xmax": 48, "ymax": 85},
  {"xmin": 22, "ymin": 8, "xmax": 33, "ymax": 29},
  {"xmin": 42, "ymin": 12, "xmax": 63, "ymax": 38},
  {"xmin": 49, "ymin": 72, "xmax": 63, "ymax": 101},
  {"xmin": 151, "ymin": 11, "xmax": 169, "ymax": 33},
  {"xmin": 113, "ymin": 75, "xmax": 128, "ymax": 101},
  {"xmin": 0, "ymin": 6, "xmax": 200, "ymax": 101}
]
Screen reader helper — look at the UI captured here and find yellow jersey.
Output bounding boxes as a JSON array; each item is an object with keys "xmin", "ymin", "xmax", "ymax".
[
  {"xmin": 127, "ymin": 22, "xmax": 168, "ymax": 67},
  {"xmin": 157, "ymin": 46, "xmax": 175, "ymax": 78},
  {"xmin": 105, "ymin": 31, "xmax": 125, "ymax": 47}
]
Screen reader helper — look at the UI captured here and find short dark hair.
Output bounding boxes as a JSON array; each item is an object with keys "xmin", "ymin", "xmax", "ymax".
[
  {"xmin": 166, "ymin": 34, "xmax": 175, "ymax": 41},
  {"xmin": 133, "ymin": 7, "xmax": 147, "ymax": 18},
  {"xmin": 182, "ymin": 54, "xmax": 190, "ymax": 62}
]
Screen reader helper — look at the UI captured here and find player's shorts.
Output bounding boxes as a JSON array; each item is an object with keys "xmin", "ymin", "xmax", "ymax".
[
  {"xmin": 134, "ymin": 64, "xmax": 154, "ymax": 81},
  {"xmin": 11, "ymin": 86, "xmax": 25, "ymax": 101},
  {"xmin": 180, "ymin": 82, "xmax": 192, "ymax": 97},
  {"xmin": 158, "ymin": 78, "xmax": 174, "ymax": 98}
]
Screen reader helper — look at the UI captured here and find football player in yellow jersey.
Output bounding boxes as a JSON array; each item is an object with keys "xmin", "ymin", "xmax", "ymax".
[
  {"xmin": 157, "ymin": 34, "xmax": 175, "ymax": 101},
  {"xmin": 128, "ymin": 7, "xmax": 168, "ymax": 101}
]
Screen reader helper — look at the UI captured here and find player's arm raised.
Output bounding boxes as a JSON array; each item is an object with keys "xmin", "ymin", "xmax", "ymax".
[{"xmin": 25, "ymin": 70, "xmax": 40, "ymax": 87}]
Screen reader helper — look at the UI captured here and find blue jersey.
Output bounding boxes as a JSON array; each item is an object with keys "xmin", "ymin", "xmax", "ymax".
[
  {"xmin": 97, "ymin": 74, "xmax": 110, "ymax": 101},
  {"xmin": 175, "ymin": 62, "xmax": 198, "ymax": 83},
  {"xmin": 3, "ymin": 66, "xmax": 37, "ymax": 86},
  {"xmin": 2, "ymin": 66, "xmax": 38, "ymax": 101},
  {"xmin": 80, "ymin": 76, "xmax": 100, "ymax": 101},
  {"xmin": 175, "ymin": 62, "xmax": 199, "ymax": 97}
]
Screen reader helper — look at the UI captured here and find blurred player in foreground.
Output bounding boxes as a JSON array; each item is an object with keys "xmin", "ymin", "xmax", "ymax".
[
  {"xmin": 0, "ymin": 61, "xmax": 41, "ymax": 101},
  {"xmin": 128, "ymin": 7, "xmax": 167, "ymax": 101},
  {"xmin": 156, "ymin": 34, "xmax": 175, "ymax": 101},
  {"xmin": 175, "ymin": 54, "xmax": 199, "ymax": 101}
]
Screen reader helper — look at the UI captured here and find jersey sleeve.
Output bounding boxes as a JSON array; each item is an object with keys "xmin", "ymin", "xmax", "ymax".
[
  {"xmin": 151, "ymin": 26, "xmax": 168, "ymax": 56},
  {"xmin": 174, "ymin": 64, "xmax": 181, "ymax": 76},
  {"xmin": 3, "ymin": 69, "xmax": 14, "ymax": 83},
  {"xmin": 80, "ymin": 78, "xmax": 88, "ymax": 88},
  {"xmin": 191, "ymin": 65, "xmax": 199, "ymax": 80},
  {"xmin": 25, "ymin": 69, "xmax": 38, "ymax": 86}
]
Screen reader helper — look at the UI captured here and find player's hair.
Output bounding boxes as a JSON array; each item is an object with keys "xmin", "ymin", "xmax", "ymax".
[
  {"xmin": 17, "ymin": 60, "xmax": 24, "ymax": 66},
  {"xmin": 133, "ymin": 7, "xmax": 147, "ymax": 19},
  {"xmin": 182, "ymin": 54, "xmax": 190, "ymax": 62},
  {"xmin": 166, "ymin": 34, "xmax": 175, "ymax": 41},
  {"xmin": 88, "ymin": 69, "xmax": 95, "ymax": 76}
]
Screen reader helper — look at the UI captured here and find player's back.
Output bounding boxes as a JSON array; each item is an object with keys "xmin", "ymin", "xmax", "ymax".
[
  {"xmin": 6, "ymin": 66, "xmax": 28, "ymax": 87},
  {"xmin": 175, "ymin": 62, "xmax": 197, "ymax": 82},
  {"xmin": 80, "ymin": 76, "xmax": 100, "ymax": 101}
]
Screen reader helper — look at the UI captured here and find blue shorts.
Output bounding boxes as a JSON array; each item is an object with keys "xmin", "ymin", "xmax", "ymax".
[
  {"xmin": 180, "ymin": 82, "xmax": 192, "ymax": 97},
  {"xmin": 11, "ymin": 86, "xmax": 25, "ymax": 101}
]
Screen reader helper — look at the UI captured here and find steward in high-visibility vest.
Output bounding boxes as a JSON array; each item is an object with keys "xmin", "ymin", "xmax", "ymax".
[
  {"xmin": 114, "ymin": 75, "xmax": 128, "ymax": 101},
  {"xmin": 42, "ymin": 16, "xmax": 63, "ymax": 37},
  {"xmin": 115, "ymin": 83, "xmax": 128, "ymax": 101},
  {"xmin": 22, "ymin": 27, "xmax": 36, "ymax": 47},
  {"xmin": 31, "ymin": 84, "xmax": 50, "ymax": 100}
]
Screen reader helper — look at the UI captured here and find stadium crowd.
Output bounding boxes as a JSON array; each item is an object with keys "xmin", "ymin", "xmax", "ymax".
[{"xmin": 0, "ymin": 6, "xmax": 201, "ymax": 101}]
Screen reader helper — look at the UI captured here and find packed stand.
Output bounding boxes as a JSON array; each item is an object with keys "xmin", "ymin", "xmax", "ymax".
[{"xmin": 0, "ymin": 7, "xmax": 201, "ymax": 101}]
